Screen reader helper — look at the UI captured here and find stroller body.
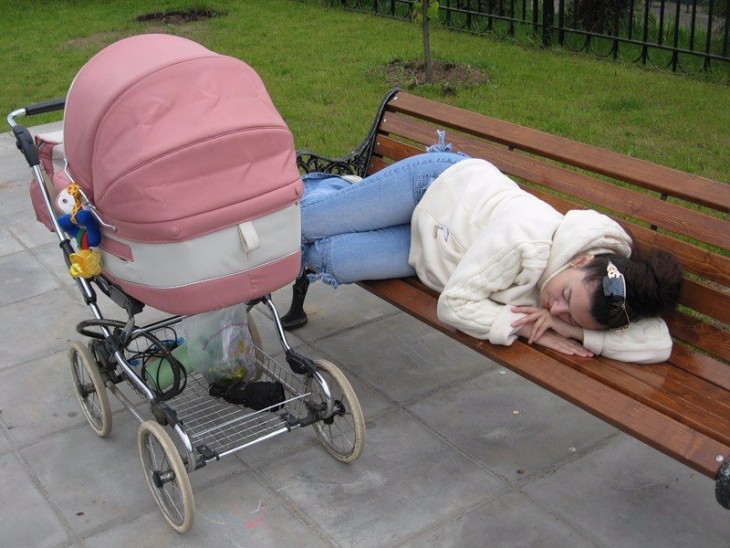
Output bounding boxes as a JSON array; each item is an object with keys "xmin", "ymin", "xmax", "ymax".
[{"xmin": 9, "ymin": 34, "xmax": 364, "ymax": 533}]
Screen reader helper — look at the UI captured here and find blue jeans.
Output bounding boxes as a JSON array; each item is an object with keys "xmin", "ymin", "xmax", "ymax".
[{"xmin": 300, "ymin": 152, "xmax": 467, "ymax": 286}]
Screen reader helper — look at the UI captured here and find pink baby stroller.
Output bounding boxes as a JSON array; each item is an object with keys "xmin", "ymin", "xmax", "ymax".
[{"xmin": 8, "ymin": 34, "xmax": 365, "ymax": 533}]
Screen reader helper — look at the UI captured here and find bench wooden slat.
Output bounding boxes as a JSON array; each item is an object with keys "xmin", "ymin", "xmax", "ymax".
[
  {"xmin": 669, "ymin": 344, "xmax": 730, "ymax": 391},
  {"xmin": 388, "ymin": 93, "xmax": 730, "ymax": 213},
  {"xmin": 360, "ymin": 277, "xmax": 730, "ymax": 478},
  {"xmin": 569, "ymin": 359, "xmax": 730, "ymax": 445},
  {"xmin": 664, "ymin": 310, "xmax": 730, "ymax": 363},
  {"xmin": 612, "ymin": 361, "xmax": 730, "ymax": 410},
  {"xmin": 625, "ymin": 228, "xmax": 730, "ymax": 290},
  {"xmin": 680, "ymin": 280, "xmax": 730, "ymax": 326},
  {"xmin": 368, "ymin": 155, "xmax": 389, "ymax": 174},
  {"xmin": 378, "ymin": 114, "xmax": 729, "ymax": 251}
]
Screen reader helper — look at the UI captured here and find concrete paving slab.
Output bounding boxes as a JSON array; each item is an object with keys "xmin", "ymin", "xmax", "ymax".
[
  {"xmin": 0, "ymin": 289, "xmax": 85, "ymax": 370},
  {"xmin": 523, "ymin": 435, "xmax": 730, "ymax": 546},
  {"xmin": 0, "ymin": 251, "xmax": 60, "ymax": 307},
  {"xmin": 0, "ymin": 426, "xmax": 11, "ymax": 456},
  {"xmin": 0, "ymin": 170, "xmax": 35, "ymax": 209},
  {"xmin": 22, "ymin": 412, "xmax": 249, "ymax": 538},
  {"xmin": 408, "ymin": 367, "xmax": 617, "ymax": 482},
  {"xmin": 0, "ymin": 224, "xmax": 23, "ymax": 257},
  {"xmin": 0, "ymin": 350, "xmax": 90, "ymax": 447},
  {"xmin": 0, "ymin": 120, "xmax": 62, "ymax": 183},
  {"xmin": 30, "ymin": 242, "xmax": 78, "ymax": 287},
  {"xmin": 400, "ymin": 491, "xmax": 598, "ymax": 547},
  {"xmin": 261, "ymin": 408, "xmax": 506, "ymax": 547},
  {"xmin": 270, "ymin": 281, "xmax": 400, "ymax": 341},
  {"xmin": 84, "ymin": 471, "xmax": 330, "ymax": 547},
  {"xmin": 4, "ymin": 213, "xmax": 58, "ymax": 250},
  {"xmin": 315, "ymin": 312, "xmax": 491, "ymax": 404},
  {"xmin": 20, "ymin": 422, "xmax": 148, "ymax": 537},
  {"xmin": 0, "ymin": 451, "xmax": 70, "ymax": 547}
]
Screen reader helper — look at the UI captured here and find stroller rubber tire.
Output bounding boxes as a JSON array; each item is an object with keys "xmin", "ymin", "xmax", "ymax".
[
  {"xmin": 306, "ymin": 359, "xmax": 366, "ymax": 463},
  {"xmin": 69, "ymin": 341, "xmax": 112, "ymax": 437},
  {"xmin": 137, "ymin": 420, "xmax": 195, "ymax": 533}
]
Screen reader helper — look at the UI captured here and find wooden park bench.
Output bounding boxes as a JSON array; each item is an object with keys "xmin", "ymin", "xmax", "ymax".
[{"xmin": 289, "ymin": 89, "xmax": 730, "ymax": 508}]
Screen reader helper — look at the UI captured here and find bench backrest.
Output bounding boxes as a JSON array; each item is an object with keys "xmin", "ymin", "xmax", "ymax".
[{"xmin": 364, "ymin": 91, "xmax": 730, "ymax": 378}]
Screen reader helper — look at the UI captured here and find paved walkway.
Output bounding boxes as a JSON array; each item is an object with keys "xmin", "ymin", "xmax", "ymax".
[{"xmin": 1, "ymin": 122, "xmax": 729, "ymax": 547}]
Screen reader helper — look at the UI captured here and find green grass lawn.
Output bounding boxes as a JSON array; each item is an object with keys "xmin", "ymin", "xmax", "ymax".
[{"xmin": 1, "ymin": 0, "xmax": 727, "ymax": 183}]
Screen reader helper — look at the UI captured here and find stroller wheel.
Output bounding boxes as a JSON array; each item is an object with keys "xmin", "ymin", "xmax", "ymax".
[
  {"xmin": 138, "ymin": 420, "xmax": 195, "ymax": 533},
  {"xmin": 69, "ymin": 341, "xmax": 112, "ymax": 437},
  {"xmin": 306, "ymin": 359, "xmax": 366, "ymax": 463}
]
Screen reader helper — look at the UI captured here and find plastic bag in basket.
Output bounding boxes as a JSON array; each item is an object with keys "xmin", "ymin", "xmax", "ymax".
[{"xmin": 184, "ymin": 303, "xmax": 259, "ymax": 386}]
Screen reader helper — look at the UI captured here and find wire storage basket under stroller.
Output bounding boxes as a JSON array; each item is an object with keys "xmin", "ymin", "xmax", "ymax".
[{"xmin": 8, "ymin": 34, "xmax": 365, "ymax": 533}]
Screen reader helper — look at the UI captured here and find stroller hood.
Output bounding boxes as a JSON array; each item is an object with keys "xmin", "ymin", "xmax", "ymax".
[
  {"xmin": 61, "ymin": 35, "xmax": 303, "ymax": 314},
  {"xmin": 63, "ymin": 34, "xmax": 303, "ymax": 243}
]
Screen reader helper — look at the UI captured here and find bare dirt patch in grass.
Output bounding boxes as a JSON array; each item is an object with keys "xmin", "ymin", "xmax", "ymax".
[
  {"xmin": 134, "ymin": 8, "xmax": 226, "ymax": 25},
  {"xmin": 63, "ymin": 9, "xmax": 227, "ymax": 50},
  {"xmin": 381, "ymin": 59, "xmax": 489, "ymax": 93}
]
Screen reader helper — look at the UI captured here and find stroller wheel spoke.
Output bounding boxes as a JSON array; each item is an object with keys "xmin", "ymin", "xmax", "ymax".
[
  {"xmin": 162, "ymin": 484, "xmax": 185, "ymax": 521},
  {"xmin": 325, "ymin": 415, "xmax": 356, "ymax": 454}
]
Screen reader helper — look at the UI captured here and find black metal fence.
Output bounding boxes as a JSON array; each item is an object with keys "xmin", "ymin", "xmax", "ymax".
[{"xmin": 333, "ymin": 0, "xmax": 730, "ymax": 75}]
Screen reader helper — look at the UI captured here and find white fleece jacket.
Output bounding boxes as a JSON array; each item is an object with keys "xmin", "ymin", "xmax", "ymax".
[{"xmin": 408, "ymin": 158, "xmax": 672, "ymax": 364}]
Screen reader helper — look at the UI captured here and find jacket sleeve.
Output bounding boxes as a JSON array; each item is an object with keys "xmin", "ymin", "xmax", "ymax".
[
  {"xmin": 436, "ymin": 235, "xmax": 552, "ymax": 345},
  {"xmin": 582, "ymin": 317, "xmax": 673, "ymax": 364}
]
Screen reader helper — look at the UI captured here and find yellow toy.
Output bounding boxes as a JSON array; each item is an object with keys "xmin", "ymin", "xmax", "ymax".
[{"xmin": 69, "ymin": 249, "xmax": 103, "ymax": 278}]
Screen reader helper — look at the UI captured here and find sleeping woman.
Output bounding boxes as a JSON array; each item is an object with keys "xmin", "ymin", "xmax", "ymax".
[{"xmin": 292, "ymin": 151, "xmax": 683, "ymax": 364}]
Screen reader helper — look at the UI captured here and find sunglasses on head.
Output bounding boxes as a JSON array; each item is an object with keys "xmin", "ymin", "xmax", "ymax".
[{"xmin": 602, "ymin": 261, "xmax": 631, "ymax": 329}]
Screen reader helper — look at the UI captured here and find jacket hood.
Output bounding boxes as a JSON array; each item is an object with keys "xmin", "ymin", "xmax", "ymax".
[{"xmin": 538, "ymin": 209, "xmax": 633, "ymax": 290}]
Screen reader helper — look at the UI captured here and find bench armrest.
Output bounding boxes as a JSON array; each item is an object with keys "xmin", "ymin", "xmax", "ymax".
[{"xmin": 296, "ymin": 88, "xmax": 401, "ymax": 177}]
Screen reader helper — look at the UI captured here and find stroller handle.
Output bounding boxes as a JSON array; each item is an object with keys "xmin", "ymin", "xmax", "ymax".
[
  {"xmin": 7, "ymin": 97, "xmax": 66, "ymax": 126},
  {"xmin": 24, "ymin": 97, "xmax": 66, "ymax": 116},
  {"xmin": 7, "ymin": 97, "xmax": 65, "ymax": 168}
]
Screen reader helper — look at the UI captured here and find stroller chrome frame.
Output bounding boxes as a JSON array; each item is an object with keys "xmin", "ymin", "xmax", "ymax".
[{"xmin": 8, "ymin": 101, "xmax": 366, "ymax": 533}]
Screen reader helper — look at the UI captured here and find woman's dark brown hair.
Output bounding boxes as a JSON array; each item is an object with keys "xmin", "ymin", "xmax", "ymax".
[{"xmin": 582, "ymin": 250, "xmax": 683, "ymax": 329}]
